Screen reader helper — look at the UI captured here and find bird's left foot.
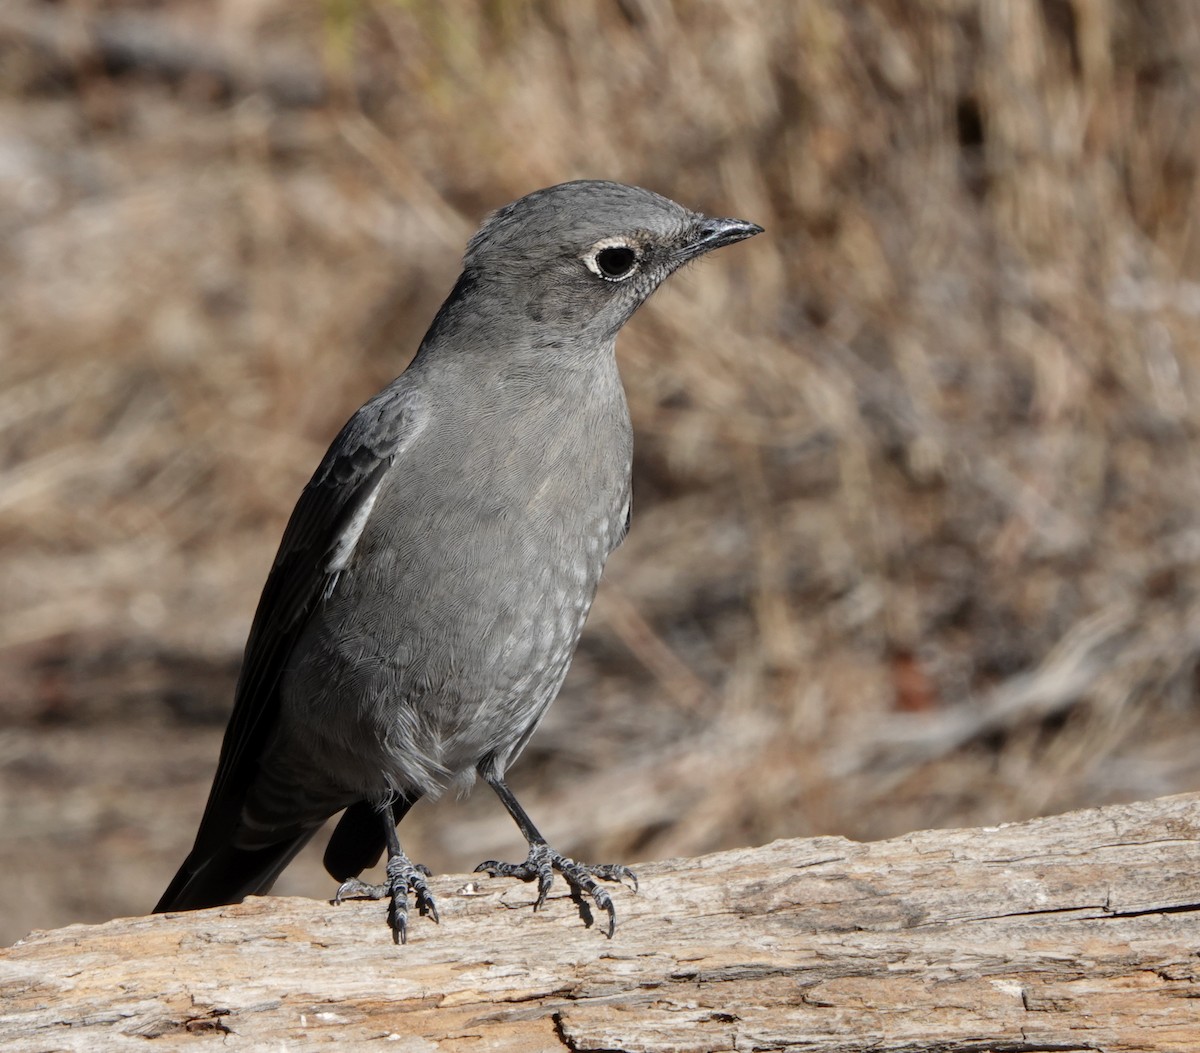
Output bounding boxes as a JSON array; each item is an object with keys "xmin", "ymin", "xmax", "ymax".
[
  {"xmin": 334, "ymin": 857, "xmax": 438, "ymax": 944},
  {"xmin": 474, "ymin": 842, "xmax": 637, "ymax": 938}
]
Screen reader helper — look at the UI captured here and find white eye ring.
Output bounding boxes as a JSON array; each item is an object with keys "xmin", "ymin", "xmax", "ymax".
[{"xmin": 584, "ymin": 238, "xmax": 641, "ymax": 282}]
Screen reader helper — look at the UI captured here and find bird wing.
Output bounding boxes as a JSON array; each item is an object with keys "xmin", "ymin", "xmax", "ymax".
[{"xmin": 185, "ymin": 381, "xmax": 425, "ymax": 862}]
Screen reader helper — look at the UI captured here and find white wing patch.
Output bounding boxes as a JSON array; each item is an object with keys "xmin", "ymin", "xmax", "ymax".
[
  {"xmin": 319, "ymin": 397, "xmax": 427, "ymax": 600},
  {"xmin": 323, "ymin": 474, "xmax": 386, "ymax": 597}
]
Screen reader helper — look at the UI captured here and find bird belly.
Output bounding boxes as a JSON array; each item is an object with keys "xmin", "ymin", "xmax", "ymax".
[{"xmin": 277, "ymin": 496, "xmax": 624, "ymax": 801}]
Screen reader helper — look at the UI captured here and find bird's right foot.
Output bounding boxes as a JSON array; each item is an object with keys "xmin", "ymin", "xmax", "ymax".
[
  {"xmin": 334, "ymin": 855, "xmax": 438, "ymax": 944},
  {"xmin": 475, "ymin": 841, "xmax": 636, "ymax": 938}
]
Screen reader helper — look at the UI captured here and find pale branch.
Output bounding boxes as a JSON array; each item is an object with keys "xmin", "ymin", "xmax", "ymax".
[{"xmin": 2, "ymin": 793, "xmax": 1198, "ymax": 1051}]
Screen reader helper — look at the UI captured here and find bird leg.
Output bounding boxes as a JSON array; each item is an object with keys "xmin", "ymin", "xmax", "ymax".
[
  {"xmin": 333, "ymin": 807, "xmax": 438, "ymax": 944},
  {"xmin": 474, "ymin": 772, "xmax": 637, "ymax": 938}
]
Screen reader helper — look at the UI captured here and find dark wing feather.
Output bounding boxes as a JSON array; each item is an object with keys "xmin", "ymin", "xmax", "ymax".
[{"xmin": 156, "ymin": 383, "xmax": 423, "ymax": 906}]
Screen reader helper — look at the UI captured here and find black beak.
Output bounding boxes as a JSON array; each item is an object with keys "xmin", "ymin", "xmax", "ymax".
[{"xmin": 677, "ymin": 215, "xmax": 764, "ymax": 262}]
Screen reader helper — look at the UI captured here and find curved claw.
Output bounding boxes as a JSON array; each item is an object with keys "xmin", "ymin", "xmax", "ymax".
[
  {"xmin": 333, "ymin": 876, "xmax": 388, "ymax": 903},
  {"xmin": 535, "ymin": 866, "xmax": 554, "ymax": 911},
  {"xmin": 587, "ymin": 863, "xmax": 639, "ymax": 894}
]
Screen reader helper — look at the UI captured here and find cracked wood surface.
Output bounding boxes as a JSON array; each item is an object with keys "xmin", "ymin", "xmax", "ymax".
[{"xmin": 2, "ymin": 793, "xmax": 1198, "ymax": 1052}]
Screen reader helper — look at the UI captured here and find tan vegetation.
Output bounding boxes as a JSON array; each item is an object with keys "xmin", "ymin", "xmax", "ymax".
[{"xmin": 2, "ymin": 0, "xmax": 1200, "ymax": 947}]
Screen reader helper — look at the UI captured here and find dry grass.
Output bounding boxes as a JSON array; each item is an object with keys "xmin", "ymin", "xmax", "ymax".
[{"xmin": 3, "ymin": 0, "xmax": 1200, "ymax": 943}]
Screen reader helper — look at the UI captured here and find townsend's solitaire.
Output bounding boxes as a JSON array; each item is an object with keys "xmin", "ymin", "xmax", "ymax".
[{"xmin": 155, "ymin": 180, "xmax": 761, "ymax": 940}]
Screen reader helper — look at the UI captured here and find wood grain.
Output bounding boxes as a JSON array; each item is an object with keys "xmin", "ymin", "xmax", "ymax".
[{"xmin": 3, "ymin": 793, "xmax": 1199, "ymax": 1051}]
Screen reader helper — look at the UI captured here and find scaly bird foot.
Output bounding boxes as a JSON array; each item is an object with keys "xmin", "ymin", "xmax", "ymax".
[
  {"xmin": 334, "ymin": 858, "xmax": 438, "ymax": 944},
  {"xmin": 474, "ymin": 841, "xmax": 637, "ymax": 938}
]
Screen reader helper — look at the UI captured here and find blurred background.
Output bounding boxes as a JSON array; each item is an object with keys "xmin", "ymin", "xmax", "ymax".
[{"xmin": 3, "ymin": 0, "xmax": 1200, "ymax": 947}]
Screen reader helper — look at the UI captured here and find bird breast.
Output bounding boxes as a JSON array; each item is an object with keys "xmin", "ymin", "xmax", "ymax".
[{"xmin": 280, "ymin": 374, "xmax": 632, "ymax": 796}]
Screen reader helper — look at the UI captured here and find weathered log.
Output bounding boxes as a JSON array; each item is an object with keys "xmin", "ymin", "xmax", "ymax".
[{"xmin": 2, "ymin": 793, "xmax": 1198, "ymax": 1051}]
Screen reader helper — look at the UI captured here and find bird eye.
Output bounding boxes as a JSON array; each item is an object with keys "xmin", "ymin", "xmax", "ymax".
[{"xmin": 586, "ymin": 241, "xmax": 640, "ymax": 282}]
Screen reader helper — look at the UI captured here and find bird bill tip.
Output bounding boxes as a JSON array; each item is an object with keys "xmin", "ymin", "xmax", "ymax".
[{"xmin": 679, "ymin": 215, "xmax": 764, "ymax": 260}]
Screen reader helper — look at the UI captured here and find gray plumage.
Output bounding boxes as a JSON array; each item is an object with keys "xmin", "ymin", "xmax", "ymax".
[{"xmin": 155, "ymin": 180, "xmax": 761, "ymax": 940}]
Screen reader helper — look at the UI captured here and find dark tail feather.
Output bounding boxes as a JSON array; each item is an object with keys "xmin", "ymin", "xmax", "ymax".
[
  {"xmin": 323, "ymin": 796, "xmax": 418, "ymax": 882},
  {"xmin": 154, "ymin": 834, "xmax": 316, "ymax": 913}
]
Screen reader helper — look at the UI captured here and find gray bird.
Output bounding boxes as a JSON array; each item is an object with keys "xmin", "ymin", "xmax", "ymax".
[{"xmin": 154, "ymin": 180, "xmax": 761, "ymax": 941}]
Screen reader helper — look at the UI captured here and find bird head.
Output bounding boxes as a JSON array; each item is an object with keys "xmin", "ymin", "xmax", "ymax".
[{"xmin": 460, "ymin": 180, "xmax": 762, "ymax": 346}]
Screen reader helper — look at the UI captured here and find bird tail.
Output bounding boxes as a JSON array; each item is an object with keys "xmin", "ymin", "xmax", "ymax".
[
  {"xmin": 153, "ymin": 834, "xmax": 316, "ymax": 914},
  {"xmin": 158, "ymin": 793, "xmax": 420, "ymax": 911}
]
